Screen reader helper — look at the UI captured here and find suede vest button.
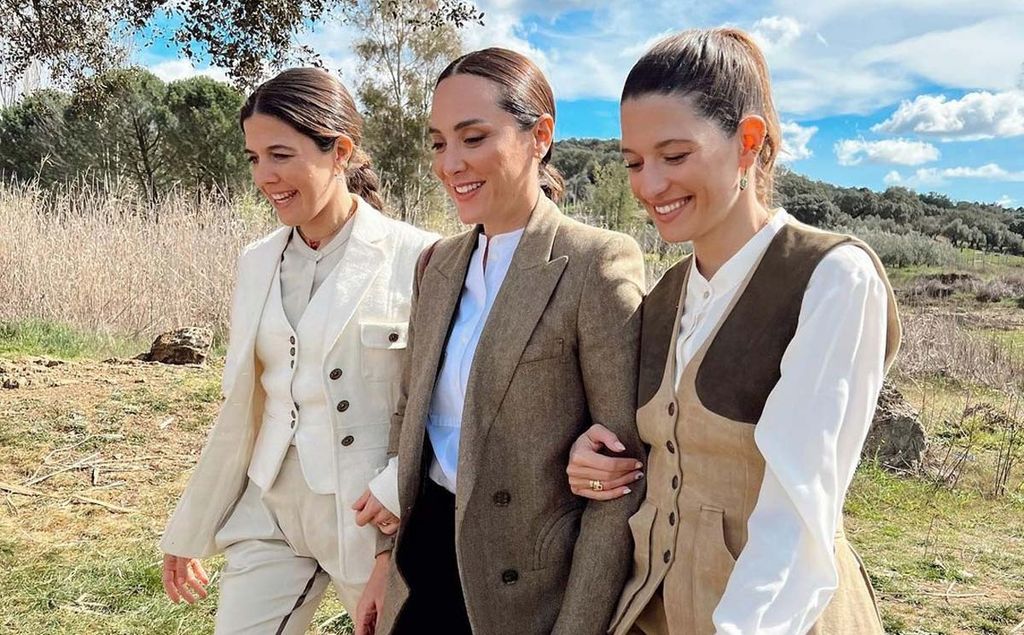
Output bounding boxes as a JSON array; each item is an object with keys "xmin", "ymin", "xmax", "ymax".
[
  {"xmin": 663, "ymin": 550, "xmax": 671, "ymax": 563},
  {"xmin": 337, "ymin": 400, "xmax": 350, "ymax": 412},
  {"xmin": 669, "ymin": 511, "xmax": 676, "ymax": 526},
  {"xmin": 668, "ymin": 402, "xmax": 676, "ymax": 416},
  {"xmin": 329, "ymin": 368, "xmax": 343, "ymax": 380},
  {"xmin": 341, "ymin": 435, "xmax": 355, "ymax": 446},
  {"xmin": 672, "ymin": 475, "xmax": 679, "ymax": 489},
  {"xmin": 501, "ymin": 569, "xmax": 519, "ymax": 585},
  {"xmin": 666, "ymin": 440, "xmax": 675, "ymax": 453},
  {"xmin": 493, "ymin": 490, "xmax": 511, "ymax": 507}
]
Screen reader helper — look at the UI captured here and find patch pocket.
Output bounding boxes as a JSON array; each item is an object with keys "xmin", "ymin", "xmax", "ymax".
[
  {"xmin": 692, "ymin": 505, "xmax": 737, "ymax": 633},
  {"xmin": 360, "ymin": 322, "xmax": 409, "ymax": 382},
  {"xmin": 519, "ymin": 337, "xmax": 565, "ymax": 365}
]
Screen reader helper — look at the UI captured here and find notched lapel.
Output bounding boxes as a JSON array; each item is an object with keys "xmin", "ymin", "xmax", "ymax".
[
  {"xmin": 637, "ymin": 256, "xmax": 690, "ymax": 408},
  {"xmin": 456, "ymin": 198, "xmax": 567, "ymax": 512}
]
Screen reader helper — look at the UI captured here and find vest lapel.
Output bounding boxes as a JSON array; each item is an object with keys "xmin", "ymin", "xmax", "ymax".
[
  {"xmin": 456, "ymin": 197, "xmax": 567, "ymax": 514},
  {"xmin": 637, "ymin": 257, "xmax": 691, "ymax": 408}
]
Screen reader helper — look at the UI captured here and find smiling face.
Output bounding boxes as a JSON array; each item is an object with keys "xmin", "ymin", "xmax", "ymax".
[
  {"xmin": 428, "ymin": 74, "xmax": 549, "ymax": 234},
  {"xmin": 620, "ymin": 93, "xmax": 749, "ymax": 246},
  {"xmin": 242, "ymin": 112, "xmax": 349, "ymax": 228}
]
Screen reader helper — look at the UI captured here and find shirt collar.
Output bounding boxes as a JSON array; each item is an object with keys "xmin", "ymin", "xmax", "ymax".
[
  {"xmin": 687, "ymin": 209, "xmax": 790, "ymax": 298},
  {"xmin": 476, "ymin": 227, "xmax": 525, "ymax": 262},
  {"xmin": 287, "ymin": 208, "xmax": 357, "ymax": 262}
]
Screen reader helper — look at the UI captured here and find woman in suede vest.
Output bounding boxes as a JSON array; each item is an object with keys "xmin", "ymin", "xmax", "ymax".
[{"xmin": 566, "ymin": 28, "xmax": 901, "ymax": 635}]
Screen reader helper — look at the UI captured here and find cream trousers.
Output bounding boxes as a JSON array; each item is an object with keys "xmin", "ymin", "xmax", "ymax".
[{"xmin": 213, "ymin": 447, "xmax": 363, "ymax": 634}]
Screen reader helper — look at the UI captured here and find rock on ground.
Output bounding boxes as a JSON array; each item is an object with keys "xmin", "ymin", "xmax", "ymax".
[{"xmin": 137, "ymin": 327, "xmax": 213, "ymax": 365}]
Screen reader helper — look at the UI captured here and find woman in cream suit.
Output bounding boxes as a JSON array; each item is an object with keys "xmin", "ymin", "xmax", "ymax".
[
  {"xmin": 566, "ymin": 29, "xmax": 901, "ymax": 635},
  {"xmin": 159, "ymin": 68, "xmax": 436, "ymax": 635},
  {"xmin": 352, "ymin": 48, "xmax": 647, "ymax": 635}
]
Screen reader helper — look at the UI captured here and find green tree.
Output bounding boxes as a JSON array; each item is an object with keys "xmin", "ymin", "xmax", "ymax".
[
  {"xmin": 0, "ymin": 88, "xmax": 70, "ymax": 183},
  {"xmin": 350, "ymin": 0, "xmax": 464, "ymax": 222},
  {"xmin": 163, "ymin": 76, "xmax": 248, "ymax": 192},
  {"xmin": 591, "ymin": 161, "xmax": 637, "ymax": 231},
  {"xmin": 0, "ymin": 0, "xmax": 483, "ymax": 90}
]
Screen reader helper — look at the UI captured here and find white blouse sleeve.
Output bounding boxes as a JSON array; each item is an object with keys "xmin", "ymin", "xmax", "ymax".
[{"xmin": 712, "ymin": 244, "xmax": 889, "ymax": 635}]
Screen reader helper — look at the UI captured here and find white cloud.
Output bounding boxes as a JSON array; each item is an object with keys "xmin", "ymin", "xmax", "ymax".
[
  {"xmin": 871, "ymin": 90, "xmax": 1024, "ymax": 141},
  {"xmin": 778, "ymin": 121, "xmax": 816, "ymax": 161},
  {"xmin": 884, "ymin": 170, "xmax": 903, "ymax": 185},
  {"xmin": 147, "ymin": 59, "xmax": 229, "ymax": 83},
  {"xmin": 996, "ymin": 195, "xmax": 1015, "ymax": 207},
  {"xmin": 751, "ymin": 16, "xmax": 803, "ymax": 51},
  {"xmin": 835, "ymin": 138, "xmax": 940, "ymax": 166},
  {"xmin": 888, "ymin": 163, "xmax": 1024, "ymax": 187}
]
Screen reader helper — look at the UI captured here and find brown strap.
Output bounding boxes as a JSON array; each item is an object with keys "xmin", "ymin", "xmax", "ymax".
[{"xmin": 417, "ymin": 240, "xmax": 439, "ymax": 280}]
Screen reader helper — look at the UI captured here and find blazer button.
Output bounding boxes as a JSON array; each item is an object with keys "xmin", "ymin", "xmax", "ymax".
[
  {"xmin": 492, "ymin": 490, "xmax": 511, "ymax": 507},
  {"xmin": 289, "ymin": 335, "xmax": 296, "ymax": 345},
  {"xmin": 672, "ymin": 475, "xmax": 680, "ymax": 489},
  {"xmin": 388, "ymin": 332, "xmax": 400, "ymax": 343},
  {"xmin": 337, "ymin": 400, "xmax": 350, "ymax": 412},
  {"xmin": 663, "ymin": 550, "xmax": 672, "ymax": 563},
  {"xmin": 667, "ymin": 402, "xmax": 676, "ymax": 416},
  {"xmin": 501, "ymin": 569, "xmax": 519, "ymax": 585},
  {"xmin": 330, "ymin": 368, "xmax": 343, "ymax": 380},
  {"xmin": 666, "ymin": 440, "xmax": 675, "ymax": 454},
  {"xmin": 341, "ymin": 435, "xmax": 355, "ymax": 447}
]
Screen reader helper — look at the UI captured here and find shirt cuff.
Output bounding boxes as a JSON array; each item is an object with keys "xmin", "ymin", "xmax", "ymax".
[{"xmin": 367, "ymin": 456, "xmax": 400, "ymax": 519}]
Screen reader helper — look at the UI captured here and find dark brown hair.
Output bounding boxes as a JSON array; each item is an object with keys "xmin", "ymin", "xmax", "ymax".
[
  {"xmin": 622, "ymin": 28, "xmax": 781, "ymax": 205},
  {"xmin": 239, "ymin": 67, "xmax": 385, "ymax": 210},
  {"xmin": 437, "ymin": 47, "xmax": 565, "ymax": 203}
]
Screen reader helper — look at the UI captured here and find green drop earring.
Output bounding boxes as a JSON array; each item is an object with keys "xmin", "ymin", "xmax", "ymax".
[{"xmin": 739, "ymin": 170, "xmax": 749, "ymax": 191}]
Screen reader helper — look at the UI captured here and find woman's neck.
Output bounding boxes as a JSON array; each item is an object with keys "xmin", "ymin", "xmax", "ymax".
[
  {"xmin": 299, "ymin": 191, "xmax": 356, "ymax": 247},
  {"xmin": 692, "ymin": 199, "xmax": 771, "ymax": 280}
]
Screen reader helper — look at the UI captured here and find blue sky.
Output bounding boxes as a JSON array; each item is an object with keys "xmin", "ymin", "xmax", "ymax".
[{"xmin": 138, "ymin": 0, "xmax": 1024, "ymax": 208}]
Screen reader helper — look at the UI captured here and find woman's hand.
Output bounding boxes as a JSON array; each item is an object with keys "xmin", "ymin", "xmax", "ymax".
[
  {"xmin": 352, "ymin": 489, "xmax": 400, "ymax": 535},
  {"xmin": 355, "ymin": 551, "xmax": 391, "ymax": 635},
  {"xmin": 162, "ymin": 553, "xmax": 210, "ymax": 604},
  {"xmin": 567, "ymin": 423, "xmax": 643, "ymax": 500}
]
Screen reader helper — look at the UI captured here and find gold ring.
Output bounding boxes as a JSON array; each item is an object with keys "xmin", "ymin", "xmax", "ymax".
[
  {"xmin": 378, "ymin": 520, "xmax": 393, "ymax": 527},
  {"xmin": 589, "ymin": 480, "xmax": 604, "ymax": 492}
]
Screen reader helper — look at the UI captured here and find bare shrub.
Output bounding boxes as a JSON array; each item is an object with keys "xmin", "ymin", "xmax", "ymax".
[
  {"xmin": 895, "ymin": 311, "xmax": 1024, "ymax": 389},
  {"xmin": 0, "ymin": 178, "xmax": 275, "ymax": 341}
]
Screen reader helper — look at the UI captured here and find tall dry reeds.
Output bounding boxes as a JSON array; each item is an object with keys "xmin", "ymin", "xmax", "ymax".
[{"xmin": 0, "ymin": 178, "xmax": 275, "ymax": 341}]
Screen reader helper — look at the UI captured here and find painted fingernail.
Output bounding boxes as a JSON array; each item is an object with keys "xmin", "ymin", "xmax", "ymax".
[
  {"xmin": 635, "ymin": 472, "xmax": 644, "ymax": 480},
  {"xmin": 614, "ymin": 442, "xmax": 626, "ymax": 452},
  {"xmin": 634, "ymin": 462, "xmax": 643, "ymax": 469},
  {"xmin": 623, "ymin": 487, "xmax": 632, "ymax": 494}
]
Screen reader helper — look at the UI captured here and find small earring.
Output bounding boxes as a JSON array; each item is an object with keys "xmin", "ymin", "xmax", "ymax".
[{"xmin": 739, "ymin": 170, "xmax": 749, "ymax": 191}]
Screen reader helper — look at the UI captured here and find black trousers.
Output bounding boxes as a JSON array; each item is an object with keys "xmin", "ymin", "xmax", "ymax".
[{"xmin": 393, "ymin": 478, "xmax": 473, "ymax": 634}]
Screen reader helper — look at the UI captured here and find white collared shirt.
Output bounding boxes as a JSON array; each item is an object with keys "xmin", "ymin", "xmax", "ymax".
[
  {"xmin": 279, "ymin": 217, "xmax": 356, "ymax": 329},
  {"xmin": 426, "ymin": 228, "xmax": 525, "ymax": 493},
  {"xmin": 671, "ymin": 210, "xmax": 890, "ymax": 634}
]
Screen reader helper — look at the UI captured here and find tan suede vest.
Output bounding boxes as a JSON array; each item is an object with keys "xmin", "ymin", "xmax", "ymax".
[{"xmin": 611, "ymin": 221, "xmax": 901, "ymax": 635}]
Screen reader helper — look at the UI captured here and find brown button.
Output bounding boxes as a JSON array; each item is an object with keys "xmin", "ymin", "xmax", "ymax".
[
  {"xmin": 329, "ymin": 368, "xmax": 343, "ymax": 380},
  {"xmin": 341, "ymin": 435, "xmax": 355, "ymax": 446},
  {"xmin": 501, "ymin": 569, "xmax": 519, "ymax": 585},
  {"xmin": 672, "ymin": 475, "xmax": 679, "ymax": 489},
  {"xmin": 290, "ymin": 360, "xmax": 295, "ymax": 368},
  {"xmin": 337, "ymin": 400, "xmax": 350, "ymax": 412},
  {"xmin": 289, "ymin": 347, "xmax": 296, "ymax": 356},
  {"xmin": 290, "ymin": 420, "xmax": 296, "ymax": 429},
  {"xmin": 388, "ymin": 332, "xmax": 400, "ymax": 343},
  {"xmin": 669, "ymin": 512, "xmax": 676, "ymax": 526},
  {"xmin": 289, "ymin": 336, "xmax": 296, "ymax": 345},
  {"xmin": 493, "ymin": 490, "xmax": 511, "ymax": 507},
  {"xmin": 663, "ymin": 550, "xmax": 671, "ymax": 563},
  {"xmin": 666, "ymin": 440, "xmax": 675, "ymax": 454},
  {"xmin": 291, "ymin": 410, "xmax": 296, "ymax": 419},
  {"xmin": 668, "ymin": 402, "xmax": 676, "ymax": 416}
]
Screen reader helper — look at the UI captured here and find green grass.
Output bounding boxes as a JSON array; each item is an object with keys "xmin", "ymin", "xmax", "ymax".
[{"xmin": 0, "ymin": 320, "xmax": 147, "ymax": 360}]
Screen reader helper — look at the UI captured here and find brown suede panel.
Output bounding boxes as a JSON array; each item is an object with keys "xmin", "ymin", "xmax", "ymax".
[
  {"xmin": 637, "ymin": 257, "xmax": 691, "ymax": 408},
  {"xmin": 695, "ymin": 224, "xmax": 853, "ymax": 424}
]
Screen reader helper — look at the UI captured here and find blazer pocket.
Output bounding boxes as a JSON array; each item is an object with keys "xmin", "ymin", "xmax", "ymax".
[
  {"xmin": 519, "ymin": 337, "xmax": 565, "ymax": 366},
  {"xmin": 360, "ymin": 322, "xmax": 409, "ymax": 382},
  {"xmin": 532, "ymin": 499, "xmax": 585, "ymax": 569}
]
